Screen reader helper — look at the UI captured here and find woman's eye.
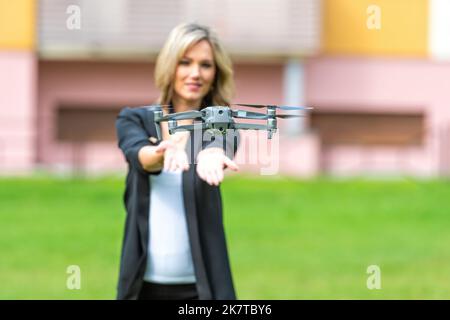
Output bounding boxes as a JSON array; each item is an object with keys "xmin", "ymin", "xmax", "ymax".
[
  {"xmin": 202, "ymin": 63, "xmax": 212, "ymax": 68},
  {"xmin": 179, "ymin": 60, "xmax": 190, "ymax": 65}
]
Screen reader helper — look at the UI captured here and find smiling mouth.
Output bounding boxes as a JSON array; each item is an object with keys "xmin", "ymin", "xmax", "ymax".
[{"xmin": 185, "ymin": 83, "xmax": 202, "ymax": 92}]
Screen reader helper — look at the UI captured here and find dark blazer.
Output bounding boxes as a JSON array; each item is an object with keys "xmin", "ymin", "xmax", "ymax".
[{"xmin": 115, "ymin": 106, "xmax": 240, "ymax": 300}]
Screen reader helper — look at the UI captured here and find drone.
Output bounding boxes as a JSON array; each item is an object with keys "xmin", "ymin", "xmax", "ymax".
[{"xmin": 151, "ymin": 103, "xmax": 313, "ymax": 140}]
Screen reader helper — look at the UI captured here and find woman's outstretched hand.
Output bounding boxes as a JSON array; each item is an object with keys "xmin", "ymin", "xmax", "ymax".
[
  {"xmin": 196, "ymin": 147, "xmax": 239, "ymax": 186},
  {"xmin": 154, "ymin": 140, "xmax": 190, "ymax": 172}
]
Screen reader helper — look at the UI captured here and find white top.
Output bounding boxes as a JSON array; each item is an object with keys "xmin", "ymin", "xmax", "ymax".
[{"xmin": 143, "ymin": 169, "xmax": 196, "ymax": 284}]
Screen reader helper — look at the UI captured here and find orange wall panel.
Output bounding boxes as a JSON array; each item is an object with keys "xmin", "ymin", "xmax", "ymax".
[
  {"xmin": 0, "ymin": 0, "xmax": 36, "ymax": 50},
  {"xmin": 323, "ymin": 0, "xmax": 428, "ymax": 57}
]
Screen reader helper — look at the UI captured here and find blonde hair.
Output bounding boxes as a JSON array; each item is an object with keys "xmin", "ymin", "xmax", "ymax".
[{"xmin": 155, "ymin": 22, "xmax": 234, "ymax": 107}]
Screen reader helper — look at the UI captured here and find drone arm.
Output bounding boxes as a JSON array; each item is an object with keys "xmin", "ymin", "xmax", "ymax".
[
  {"xmin": 232, "ymin": 123, "xmax": 270, "ymax": 131},
  {"xmin": 169, "ymin": 123, "xmax": 208, "ymax": 134},
  {"xmin": 155, "ymin": 123, "xmax": 162, "ymax": 140},
  {"xmin": 232, "ymin": 123, "xmax": 276, "ymax": 139},
  {"xmin": 159, "ymin": 110, "xmax": 203, "ymax": 122},
  {"xmin": 154, "ymin": 110, "xmax": 203, "ymax": 139}
]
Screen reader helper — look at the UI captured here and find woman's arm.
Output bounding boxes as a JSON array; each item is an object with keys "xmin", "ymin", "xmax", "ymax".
[
  {"xmin": 138, "ymin": 138, "xmax": 190, "ymax": 173},
  {"xmin": 116, "ymin": 107, "xmax": 190, "ymax": 174},
  {"xmin": 196, "ymin": 128, "xmax": 240, "ymax": 186},
  {"xmin": 116, "ymin": 107, "xmax": 156, "ymax": 174}
]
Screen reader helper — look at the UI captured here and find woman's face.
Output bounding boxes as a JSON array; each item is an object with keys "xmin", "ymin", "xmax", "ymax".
[{"xmin": 173, "ymin": 40, "xmax": 216, "ymax": 108}]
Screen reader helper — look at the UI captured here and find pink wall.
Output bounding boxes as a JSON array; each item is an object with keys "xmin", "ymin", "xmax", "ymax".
[
  {"xmin": 233, "ymin": 63, "xmax": 320, "ymax": 177},
  {"xmin": 37, "ymin": 60, "xmax": 157, "ymax": 173},
  {"xmin": 0, "ymin": 51, "xmax": 36, "ymax": 174},
  {"xmin": 305, "ymin": 56, "xmax": 450, "ymax": 176},
  {"xmin": 37, "ymin": 60, "xmax": 286, "ymax": 174},
  {"xmin": 11, "ymin": 56, "xmax": 450, "ymax": 177}
]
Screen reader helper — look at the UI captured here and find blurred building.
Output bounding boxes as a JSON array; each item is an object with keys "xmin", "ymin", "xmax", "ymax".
[
  {"xmin": 1, "ymin": 0, "xmax": 449, "ymax": 177},
  {"xmin": 309, "ymin": 0, "xmax": 450, "ymax": 177}
]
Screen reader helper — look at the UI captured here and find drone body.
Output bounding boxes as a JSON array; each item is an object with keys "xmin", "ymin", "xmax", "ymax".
[{"xmin": 151, "ymin": 104, "xmax": 313, "ymax": 140}]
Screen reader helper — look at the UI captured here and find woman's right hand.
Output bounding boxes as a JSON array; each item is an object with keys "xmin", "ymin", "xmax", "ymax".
[{"xmin": 154, "ymin": 140, "xmax": 190, "ymax": 172}]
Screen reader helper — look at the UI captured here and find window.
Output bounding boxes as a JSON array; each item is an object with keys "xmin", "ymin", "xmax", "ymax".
[
  {"xmin": 56, "ymin": 106, "xmax": 123, "ymax": 142},
  {"xmin": 310, "ymin": 111, "xmax": 425, "ymax": 146}
]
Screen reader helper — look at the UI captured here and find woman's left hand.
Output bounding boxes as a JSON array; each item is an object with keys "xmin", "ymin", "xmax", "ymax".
[{"xmin": 196, "ymin": 147, "xmax": 239, "ymax": 186}]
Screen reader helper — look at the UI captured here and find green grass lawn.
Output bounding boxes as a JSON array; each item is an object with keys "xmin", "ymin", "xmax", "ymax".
[{"xmin": 1, "ymin": 174, "xmax": 450, "ymax": 299}]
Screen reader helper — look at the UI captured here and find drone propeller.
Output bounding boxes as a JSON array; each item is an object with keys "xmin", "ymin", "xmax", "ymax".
[
  {"xmin": 233, "ymin": 103, "xmax": 313, "ymax": 111},
  {"xmin": 159, "ymin": 110, "xmax": 203, "ymax": 121},
  {"xmin": 231, "ymin": 109, "xmax": 304, "ymax": 120},
  {"xmin": 147, "ymin": 104, "xmax": 172, "ymax": 109}
]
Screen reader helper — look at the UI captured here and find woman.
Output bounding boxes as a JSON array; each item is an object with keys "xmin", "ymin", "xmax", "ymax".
[{"xmin": 115, "ymin": 23, "xmax": 240, "ymax": 300}]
